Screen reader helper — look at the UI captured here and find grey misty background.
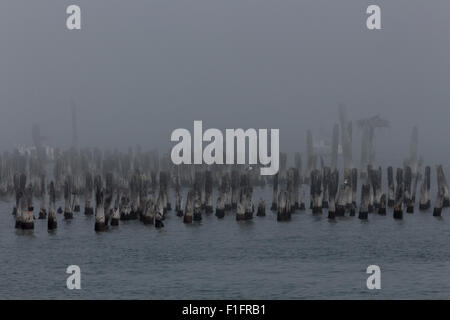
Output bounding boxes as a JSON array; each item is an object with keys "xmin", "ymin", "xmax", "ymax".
[{"xmin": 1, "ymin": 0, "xmax": 449, "ymax": 165}]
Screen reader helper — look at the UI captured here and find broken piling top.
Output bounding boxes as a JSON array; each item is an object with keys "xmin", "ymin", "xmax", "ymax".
[{"xmin": 436, "ymin": 165, "xmax": 449, "ymax": 189}]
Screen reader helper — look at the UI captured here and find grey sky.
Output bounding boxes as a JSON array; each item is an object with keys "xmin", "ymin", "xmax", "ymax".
[{"xmin": 1, "ymin": 0, "xmax": 449, "ymax": 165}]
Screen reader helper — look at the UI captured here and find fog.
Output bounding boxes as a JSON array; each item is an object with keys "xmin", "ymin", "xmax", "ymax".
[{"xmin": 1, "ymin": 0, "xmax": 449, "ymax": 165}]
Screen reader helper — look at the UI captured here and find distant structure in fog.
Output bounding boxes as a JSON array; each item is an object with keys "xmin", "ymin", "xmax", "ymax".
[
  {"xmin": 357, "ymin": 115, "xmax": 390, "ymax": 178},
  {"xmin": 313, "ymin": 139, "xmax": 342, "ymax": 157},
  {"xmin": 15, "ymin": 144, "xmax": 55, "ymax": 160}
]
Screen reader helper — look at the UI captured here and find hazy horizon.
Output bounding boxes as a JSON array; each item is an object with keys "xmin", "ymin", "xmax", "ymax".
[{"xmin": 2, "ymin": 0, "xmax": 450, "ymax": 166}]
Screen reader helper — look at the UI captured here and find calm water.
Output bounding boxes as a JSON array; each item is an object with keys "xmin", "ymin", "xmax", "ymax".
[{"xmin": 1, "ymin": 187, "xmax": 450, "ymax": 300}]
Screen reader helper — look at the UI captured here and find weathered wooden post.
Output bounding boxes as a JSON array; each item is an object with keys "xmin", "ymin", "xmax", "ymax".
[
  {"xmin": 336, "ymin": 184, "xmax": 346, "ymax": 217},
  {"xmin": 404, "ymin": 166, "xmax": 414, "ymax": 213},
  {"xmin": 183, "ymin": 190, "xmax": 194, "ymax": 223},
  {"xmin": 224, "ymin": 172, "xmax": 232, "ymax": 211},
  {"xmin": 367, "ymin": 166, "xmax": 374, "ymax": 213},
  {"xmin": 205, "ymin": 170, "xmax": 213, "ymax": 213},
  {"xmin": 48, "ymin": 181, "xmax": 57, "ymax": 230},
  {"xmin": 393, "ymin": 182, "xmax": 404, "ymax": 220},
  {"xmin": 175, "ymin": 178, "xmax": 183, "ymax": 217},
  {"xmin": 14, "ymin": 174, "xmax": 26, "ymax": 229},
  {"xmin": 434, "ymin": 165, "xmax": 447, "ymax": 216},
  {"xmin": 433, "ymin": 187, "xmax": 443, "ymax": 217},
  {"xmin": 234, "ymin": 200, "xmax": 244, "ymax": 222},
  {"xmin": 38, "ymin": 175, "xmax": 47, "ymax": 219},
  {"xmin": 94, "ymin": 175, "xmax": 106, "ymax": 232},
  {"xmin": 21, "ymin": 185, "xmax": 34, "ymax": 230},
  {"xmin": 111, "ymin": 192, "xmax": 120, "ymax": 226},
  {"xmin": 311, "ymin": 169, "xmax": 323, "ymax": 214},
  {"xmin": 328, "ymin": 169, "xmax": 339, "ymax": 219},
  {"xmin": 277, "ymin": 190, "xmax": 291, "ymax": 221},
  {"xmin": 120, "ymin": 195, "xmax": 131, "ymax": 221},
  {"xmin": 437, "ymin": 165, "xmax": 449, "ymax": 207},
  {"xmin": 351, "ymin": 168, "xmax": 358, "ymax": 209},
  {"xmin": 12, "ymin": 173, "xmax": 20, "ymax": 218},
  {"xmin": 270, "ymin": 173, "xmax": 278, "ymax": 211},
  {"xmin": 294, "ymin": 154, "xmax": 302, "ymax": 207},
  {"xmin": 155, "ymin": 195, "xmax": 164, "ymax": 228},
  {"xmin": 322, "ymin": 167, "xmax": 330, "ymax": 209},
  {"xmin": 104, "ymin": 172, "xmax": 114, "ymax": 226},
  {"xmin": 411, "ymin": 159, "xmax": 421, "ymax": 204},
  {"xmin": 387, "ymin": 166, "xmax": 395, "ymax": 207},
  {"xmin": 84, "ymin": 172, "xmax": 94, "ymax": 215},
  {"xmin": 372, "ymin": 167, "xmax": 382, "ymax": 210},
  {"xmin": 193, "ymin": 194, "xmax": 202, "ymax": 221},
  {"xmin": 138, "ymin": 175, "xmax": 147, "ymax": 222},
  {"xmin": 231, "ymin": 170, "xmax": 239, "ymax": 210},
  {"xmin": 130, "ymin": 173, "xmax": 140, "ymax": 220},
  {"xmin": 245, "ymin": 186, "xmax": 254, "ymax": 220},
  {"xmin": 358, "ymin": 184, "xmax": 370, "ymax": 220},
  {"xmin": 256, "ymin": 198, "xmax": 266, "ymax": 217},
  {"xmin": 215, "ymin": 194, "xmax": 225, "ymax": 218},
  {"xmin": 164, "ymin": 171, "xmax": 172, "ymax": 211},
  {"xmin": 419, "ymin": 166, "xmax": 431, "ymax": 210},
  {"xmin": 286, "ymin": 168, "xmax": 295, "ymax": 213},
  {"xmin": 64, "ymin": 176, "xmax": 73, "ymax": 219},
  {"xmin": 344, "ymin": 168, "xmax": 353, "ymax": 215},
  {"xmin": 15, "ymin": 193, "xmax": 23, "ymax": 229},
  {"xmin": 299, "ymin": 187, "xmax": 306, "ymax": 211},
  {"xmin": 378, "ymin": 193, "xmax": 387, "ymax": 215},
  {"xmin": 72, "ymin": 179, "xmax": 81, "ymax": 213},
  {"xmin": 293, "ymin": 168, "xmax": 301, "ymax": 210}
]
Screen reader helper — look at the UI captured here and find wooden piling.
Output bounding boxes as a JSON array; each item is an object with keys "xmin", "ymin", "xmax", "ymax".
[
  {"xmin": 358, "ymin": 184, "xmax": 370, "ymax": 220},
  {"xmin": 47, "ymin": 181, "xmax": 57, "ymax": 230}
]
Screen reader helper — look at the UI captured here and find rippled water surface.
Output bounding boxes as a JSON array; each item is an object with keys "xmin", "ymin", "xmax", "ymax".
[{"xmin": 1, "ymin": 187, "xmax": 450, "ymax": 299}]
